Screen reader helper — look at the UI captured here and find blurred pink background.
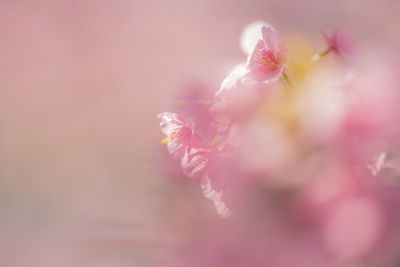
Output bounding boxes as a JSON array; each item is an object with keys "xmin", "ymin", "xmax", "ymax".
[{"xmin": 0, "ymin": 0, "xmax": 399, "ymax": 266}]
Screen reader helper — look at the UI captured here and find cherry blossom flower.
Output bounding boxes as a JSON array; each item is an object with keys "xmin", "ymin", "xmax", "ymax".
[
  {"xmin": 158, "ymin": 112, "xmax": 197, "ymax": 159},
  {"xmin": 247, "ymin": 26, "xmax": 287, "ymax": 82},
  {"xmin": 323, "ymin": 30, "xmax": 360, "ymax": 57},
  {"xmin": 158, "ymin": 112, "xmax": 213, "ymax": 177},
  {"xmin": 159, "ymin": 113, "xmax": 232, "ymax": 216},
  {"xmin": 158, "ymin": 23, "xmax": 400, "ymax": 266}
]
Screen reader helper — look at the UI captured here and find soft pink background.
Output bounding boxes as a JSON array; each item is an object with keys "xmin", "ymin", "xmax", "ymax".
[{"xmin": 0, "ymin": 0, "xmax": 399, "ymax": 266}]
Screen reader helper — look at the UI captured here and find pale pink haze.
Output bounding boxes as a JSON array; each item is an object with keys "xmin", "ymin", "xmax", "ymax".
[
  {"xmin": 247, "ymin": 26, "xmax": 287, "ymax": 82},
  {"xmin": 324, "ymin": 197, "xmax": 383, "ymax": 260}
]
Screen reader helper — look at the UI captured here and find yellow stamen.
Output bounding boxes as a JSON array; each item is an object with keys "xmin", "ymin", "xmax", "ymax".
[
  {"xmin": 210, "ymin": 134, "xmax": 224, "ymax": 146},
  {"xmin": 161, "ymin": 136, "xmax": 170, "ymax": 144},
  {"xmin": 210, "ymin": 134, "xmax": 228, "ymax": 151}
]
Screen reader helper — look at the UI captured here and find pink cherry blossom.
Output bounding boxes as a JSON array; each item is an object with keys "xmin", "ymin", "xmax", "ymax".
[
  {"xmin": 159, "ymin": 112, "xmax": 232, "ymax": 215},
  {"xmin": 247, "ymin": 26, "xmax": 287, "ymax": 82},
  {"xmin": 158, "ymin": 112, "xmax": 196, "ymax": 159},
  {"xmin": 158, "ymin": 23, "xmax": 400, "ymax": 266},
  {"xmin": 158, "ymin": 112, "xmax": 213, "ymax": 178},
  {"xmin": 323, "ymin": 30, "xmax": 360, "ymax": 57}
]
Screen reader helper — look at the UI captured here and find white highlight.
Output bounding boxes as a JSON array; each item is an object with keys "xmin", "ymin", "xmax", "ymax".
[
  {"xmin": 240, "ymin": 21, "xmax": 271, "ymax": 55},
  {"xmin": 200, "ymin": 175, "xmax": 231, "ymax": 218}
]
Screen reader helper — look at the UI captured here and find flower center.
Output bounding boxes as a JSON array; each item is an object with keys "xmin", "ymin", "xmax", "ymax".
[
  {"xmin": 171, "ymin": 130, "xmax": 185, "ymax": 142},
  {"xmin": 171, "ymin": 126, "xmax": 192, "ymax": 143},
  {"xmin": 257, "ymin": 49, "xmax": 278, "ymax": 69}
]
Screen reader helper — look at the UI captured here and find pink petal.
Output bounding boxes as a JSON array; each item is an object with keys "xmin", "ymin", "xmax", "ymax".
[
  {"xmin": 200, "ymin": 175, "xmax": 231, "ymax": 217},
  {"xmin": 158, "ymin": 112, "xmax": 186, "ymax": 136},
  {"xmin": 332, "ymin": 30, "xmax": 360, "ymax": 57},
  {"xmin": 181, "ymin": 147, "xmax": 208, "ymax": 178},
  {"xmin": 246, "ymin": 26, "xmax": 287, "ymax": 82},
  {"xmin": 262, "ymin": 26, "xmax": 284, "ymax": 55},
  {"xmin": 212, "ymin": 64, "xmax": 266, "ymax": 120},
  {"xmin": 167, "ymin": 139, "xmax": 183, "ymax": 156}
]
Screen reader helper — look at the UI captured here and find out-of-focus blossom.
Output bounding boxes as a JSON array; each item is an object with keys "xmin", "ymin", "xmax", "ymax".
[
  {"xmin": 323, "ymin": 197, "xmax": 383, "ymax": 260},
  {"xmin": 340, "ymin": 56, "xmax": 400, "ymax": 145},
  {"xmin": 238, "ymin": 117, "xmax": 296, "ymax": 177},
  {"xmin": 158, "ymin": 21, "xmax": 400, "ymax": 267},
  {"xmin": 247, "ymin": 26, "xmax": 287, "ymax": 82},
  {"xmin": 297, "ymin": 67, "xmax": 347, "ymax": 143},
  {"xmin": 323, "ymin": 30, "xmax": 360, "ymax": 57},
  {"xmin": 210, "ymin": 64, "xmax": 267, "ymax": 123},
  {"xmin": 368, "ymin": 152, "xmax": 387, "ymax": 176}
]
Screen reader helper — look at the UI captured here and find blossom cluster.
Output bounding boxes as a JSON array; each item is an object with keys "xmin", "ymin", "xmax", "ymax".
[{"xmin": 158, "ymin": 22, "xmax": 400, "ymax": 266}]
